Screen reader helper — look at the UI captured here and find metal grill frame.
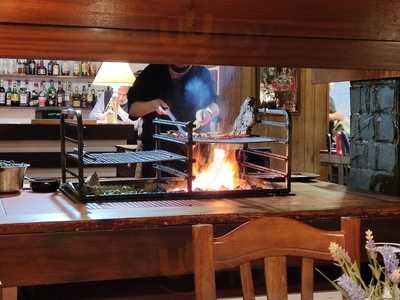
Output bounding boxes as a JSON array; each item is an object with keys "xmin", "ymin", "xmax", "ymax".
[{"xmin": 60, "ymin": 107, "xmax": 292, "ymax": 203}]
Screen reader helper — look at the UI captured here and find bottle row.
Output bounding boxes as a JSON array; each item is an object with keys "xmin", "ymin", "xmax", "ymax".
[
  {"xmin": 0, "ymin": 59, "xmax": 99, "ymax": 77},
  {"xmin": 0, "ymin": 79, "xmax": 100, "ymax": 108}
]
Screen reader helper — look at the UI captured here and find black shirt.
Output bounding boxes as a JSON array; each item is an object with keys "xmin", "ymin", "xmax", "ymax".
[{"xmin": 128, "ymin": 64, "xmax": 217, "ymax": 151}]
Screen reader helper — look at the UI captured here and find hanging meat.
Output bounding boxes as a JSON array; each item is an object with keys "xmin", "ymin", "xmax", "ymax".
[{"xmin": 231, "ymin": 96, "xmax": 257, "ymax": 135}]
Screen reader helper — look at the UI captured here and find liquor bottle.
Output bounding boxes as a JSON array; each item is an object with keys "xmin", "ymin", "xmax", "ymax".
[
  {"xmin": 88, "ymin": 62, "xmax": 97, "ymax": 77},
  {"xmin": 62, "ymin": 61, "xmax": 70, "ymax": 76},
  {"xmin": 38, "ymin": 82, "xmax": 47, "ymax": 107},
  {"xmin": 5, "ymin": 81, "xmax": 12, "ymax": 106},
  {"xmin": 80, "ymin": 85, "xmax": 87, "ymax": 108},
  {"xmin": 72, "ymin": 86, "xmax": 81, "ymax": 108},
  {"xmin": 47, "ymin": 60, "xmax": 54, "ymax": 76},
  {"xmin": 81, "ymin": 61, "xmax": 88, "ymax": 77},
  {"xmin": 73, "ymin": 61, "xmax": 81, "ymax": 76},
  {"xmin": 86, "ymin": 83, "xmax": 94, "ymax": 107},
  {"xmin": 30, "ymin": 82, "xmax": 39, "ymax": 107},
  {"xmin": 37, "ymin": 60, "xmax": 47, "ymax": 76},
  {"xmin": 56, "ymin": 81, "xmax": 65, "ymax": 107},
  {"xmin": 19, "ymin": 81, "xmax": 29, "ymax": 107},
  {"xmin": 0, "ymin": 80, "xmax": 5, "ymax": 106},
  {"xmin": 24, "ymin": 60, "xmax": 30, "ymax": 75},
  {"xmin": 64, "ymin": 81, "xmax": 72, "ymax": 107},
  {"xmin": 52, "ymin": 61, "xmax": 60, "ymax": 76},
  {"xmin": 11, "ymin": 81, "xmax": 20, "ymax": 107},
  {"xmin": 26, "ymin": 80, "xmax": 32, "ymax": 104},
  {"xmin": 29, "ymin": 59, "xmax": 36, "ymax": 75},
  {"xmin": 47, "ymin": 80, "xmax": 56, "ymax": 106},
  {"xmin": 17, "ymin": 59, "xmax": 24, "ymax": 74},
  {"xmin": 91, "ymin": 88, "xmax": 97, "ymax": 104}
]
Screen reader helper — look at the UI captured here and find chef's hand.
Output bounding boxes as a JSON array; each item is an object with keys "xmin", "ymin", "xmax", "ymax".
[{"xmin": 149, "ymin": 99, "xmax": 169, "ymax": 115}]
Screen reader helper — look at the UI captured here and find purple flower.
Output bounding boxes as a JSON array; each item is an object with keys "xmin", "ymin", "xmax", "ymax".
[
  {"xmin": 377, "ymin": 245, "xmax": 399, "ymax": 275},
  {"xmin": 336, "ymin": 274, "xmax": 365, "ymax": 300}
]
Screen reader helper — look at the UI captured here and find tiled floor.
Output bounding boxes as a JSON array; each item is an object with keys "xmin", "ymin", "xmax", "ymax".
[{"xmin": 221, "ymin": 291, "xmax": 341, "ymax": 300}]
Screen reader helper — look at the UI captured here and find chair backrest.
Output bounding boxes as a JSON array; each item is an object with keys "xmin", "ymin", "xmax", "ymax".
[{"xmin": 192, "ymin": 216, "xmax": 360, "ymax": 300}]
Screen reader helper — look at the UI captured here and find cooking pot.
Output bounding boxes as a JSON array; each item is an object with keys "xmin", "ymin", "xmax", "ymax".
[
  {"xmin": 0, "ymin": 161, "xmax": 30, "ymax": 193},
  {"xmin": 29, "ymin": 178, "xmax": 60, "ymax": 193}
]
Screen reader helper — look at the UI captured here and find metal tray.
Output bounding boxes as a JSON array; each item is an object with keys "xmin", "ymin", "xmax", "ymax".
[
  {"xmin": 60, "ymin": 179, "xmax": 290, "ymax": 203},
  {"xmin": 67, "ymin": 150, "xmax": 187, "ymax": 166}
]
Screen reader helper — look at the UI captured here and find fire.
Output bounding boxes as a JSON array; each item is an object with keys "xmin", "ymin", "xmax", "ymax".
[{"xmin": 192, "ymin": 145, "xmax": 240, "ymax": 191}]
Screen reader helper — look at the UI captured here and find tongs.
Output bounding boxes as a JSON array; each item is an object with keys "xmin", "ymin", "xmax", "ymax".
[
  {"xmin": 163, "ymin": 107, "xmax": 187, "ymax": 135},
  {"xmin": 72, "ymin": 148, "xmax": 97, "ymax": 161}
]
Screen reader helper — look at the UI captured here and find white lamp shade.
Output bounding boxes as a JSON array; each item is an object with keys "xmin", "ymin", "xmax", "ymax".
[{"xmin": 92, "ymin": 62, "xmax": 135, "ymax": 86}]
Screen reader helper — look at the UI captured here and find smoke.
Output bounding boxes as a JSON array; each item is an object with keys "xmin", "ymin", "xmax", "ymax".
[{"xmin": 184, "ymin": 76, "xmax": 211, "ymax": 107}]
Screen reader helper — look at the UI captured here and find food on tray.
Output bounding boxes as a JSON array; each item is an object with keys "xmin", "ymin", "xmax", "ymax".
[
  {"xmin": 82, "ymin": 174, "xmax": 167, "ymax": 196},
  {"xmin": 166, "ymin": 130, "xmax": 249, "ymax": 140},
  {"xmin": 0, "ymin": 160, "xmax": 28, "ymax": 168},
  {"xmin": 84, "ymin": 184, "xmax": 144, "ymax": 196}
]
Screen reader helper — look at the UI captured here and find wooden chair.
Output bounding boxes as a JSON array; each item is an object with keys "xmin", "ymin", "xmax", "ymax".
[{"xmin": 192, "ymin": 217, "xmax": 360, "ymax": 300}]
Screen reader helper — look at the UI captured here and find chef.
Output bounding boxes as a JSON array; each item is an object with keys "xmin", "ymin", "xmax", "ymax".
[{"xmin": 128, "ymin": 64, "xmax": 219, "ymax": 176}]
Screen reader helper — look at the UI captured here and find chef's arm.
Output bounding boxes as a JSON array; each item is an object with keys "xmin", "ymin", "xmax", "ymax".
[{"xmin": 129, "ymin": 99, "xmax": 169, "ymax": 117}]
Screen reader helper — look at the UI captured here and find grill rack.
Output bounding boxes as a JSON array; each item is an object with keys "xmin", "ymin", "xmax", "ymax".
[
  {"xmin": 67, "ymin": 150, "xmax": 187, "ymax": 166},
  {"xmin": 60, "ymin": 105, "xmax": 292, "ymax": 202}
]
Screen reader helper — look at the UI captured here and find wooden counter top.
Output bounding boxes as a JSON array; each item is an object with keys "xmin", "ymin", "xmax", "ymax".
[{"xmin": 1, "ymin": 181, "xmax": 400, "ymax": 235}]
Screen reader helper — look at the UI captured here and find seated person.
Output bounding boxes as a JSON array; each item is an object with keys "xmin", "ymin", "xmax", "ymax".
[{"xmin": 89, "ymin": 86, "xmax": 132, "ymax": 123}]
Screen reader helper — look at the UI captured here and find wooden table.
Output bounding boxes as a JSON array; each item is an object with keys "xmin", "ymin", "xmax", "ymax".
[{"xmin": 1, "ymin": 181, "xmax": 400, "ymax": 299}]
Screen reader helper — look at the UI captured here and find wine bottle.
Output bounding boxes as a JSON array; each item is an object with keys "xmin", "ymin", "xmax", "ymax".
[
  {"xmin": 0, "ymin": 80, "xmax": 5, "ymax": 106},
  {"xmin": 38, "ymin": 82, "xmax": 47, "ymax": 107},
  {"xmin": 30, "ymin": 82, "xmax": 39, "ymax": 107},
  {"xmin": 5, "ymin": 80, "xmax": 12, "ymax": 106},
  {"xmin": 56, "ymin": 81, "xmax": 65, "ymax": 107},
  {"xmin": 47, "ymin": 80, "xmax": 56, "ymax": 106}
]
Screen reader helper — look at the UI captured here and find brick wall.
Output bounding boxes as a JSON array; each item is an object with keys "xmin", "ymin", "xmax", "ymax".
[{"xmin": 349, "ymin": 79, "xmax": 400, "ymax": 195}]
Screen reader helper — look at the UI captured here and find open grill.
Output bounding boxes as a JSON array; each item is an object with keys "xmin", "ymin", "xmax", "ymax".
[{"xmin": 60, "ymin": 107, "xmax": 292, "ymax": 203}]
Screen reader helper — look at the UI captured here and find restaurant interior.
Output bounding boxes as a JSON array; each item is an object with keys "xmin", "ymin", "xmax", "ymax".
[{"xmin": 1, "ymin": 1, "xmax": 400, "ymax": 300}]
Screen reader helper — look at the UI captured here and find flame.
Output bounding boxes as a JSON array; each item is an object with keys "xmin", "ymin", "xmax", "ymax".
[{"xmin": 192, "ymin": 145, "xmax": 240, "ymax": 191}]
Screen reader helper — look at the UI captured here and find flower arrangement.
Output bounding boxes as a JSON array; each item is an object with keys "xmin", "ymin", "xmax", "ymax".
[{"xmin": 323, "ymin": 230, "xmax": 400, "ymax": 299}]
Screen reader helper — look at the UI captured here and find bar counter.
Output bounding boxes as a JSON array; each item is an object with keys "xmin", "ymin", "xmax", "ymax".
[
  {"xmin": 1, "ymin": 181, "xmax": 400, "ymax": 295},
  {"xmin": 0, "ymin": 122, "xmax": 137, "ymax": 140}
]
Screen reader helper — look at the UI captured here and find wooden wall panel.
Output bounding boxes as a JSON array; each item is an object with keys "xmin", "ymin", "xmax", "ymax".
[
  {"xmin": 0, "ymin": 16, "xmax": 400, "ymax": 69},
  {"xmin": 312, "ymin": 69, "xmax": 400, "ymax": 83},
  {"xmin": 292, "ymin": 70, "xmax": 329, "ymax": 173},
  {"xmin": 1, "ymin": 0, "xmax": 400, "ymax": 42}
]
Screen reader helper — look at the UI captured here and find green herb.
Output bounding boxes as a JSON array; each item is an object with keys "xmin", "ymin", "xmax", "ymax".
[{"xmin": 85, "ymin": 184, "xmax": 144, "ymax": 196}]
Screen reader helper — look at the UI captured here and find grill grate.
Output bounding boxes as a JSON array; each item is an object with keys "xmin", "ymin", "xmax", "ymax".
[
  {"xmin": 86, "ymin": 199, "xmax": 203, "ymax": 209},
  {"xmin": 154, "ymin": 133, "xmax": 288, "ymax": 145},
  {"xmin": 67, "ymin": 150, "xmax": 186, "ymax": 166}
]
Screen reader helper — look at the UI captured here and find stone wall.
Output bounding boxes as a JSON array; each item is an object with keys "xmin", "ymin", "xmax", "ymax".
[{"xmin": 349, "ymin": 79, "xmax": 400, "ymax": 195}]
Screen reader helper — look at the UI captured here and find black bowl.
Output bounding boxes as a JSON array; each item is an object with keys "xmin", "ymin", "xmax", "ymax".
[{"xmin": 30, "ymin": 178, "xmax": 60, "ymax": 193}]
